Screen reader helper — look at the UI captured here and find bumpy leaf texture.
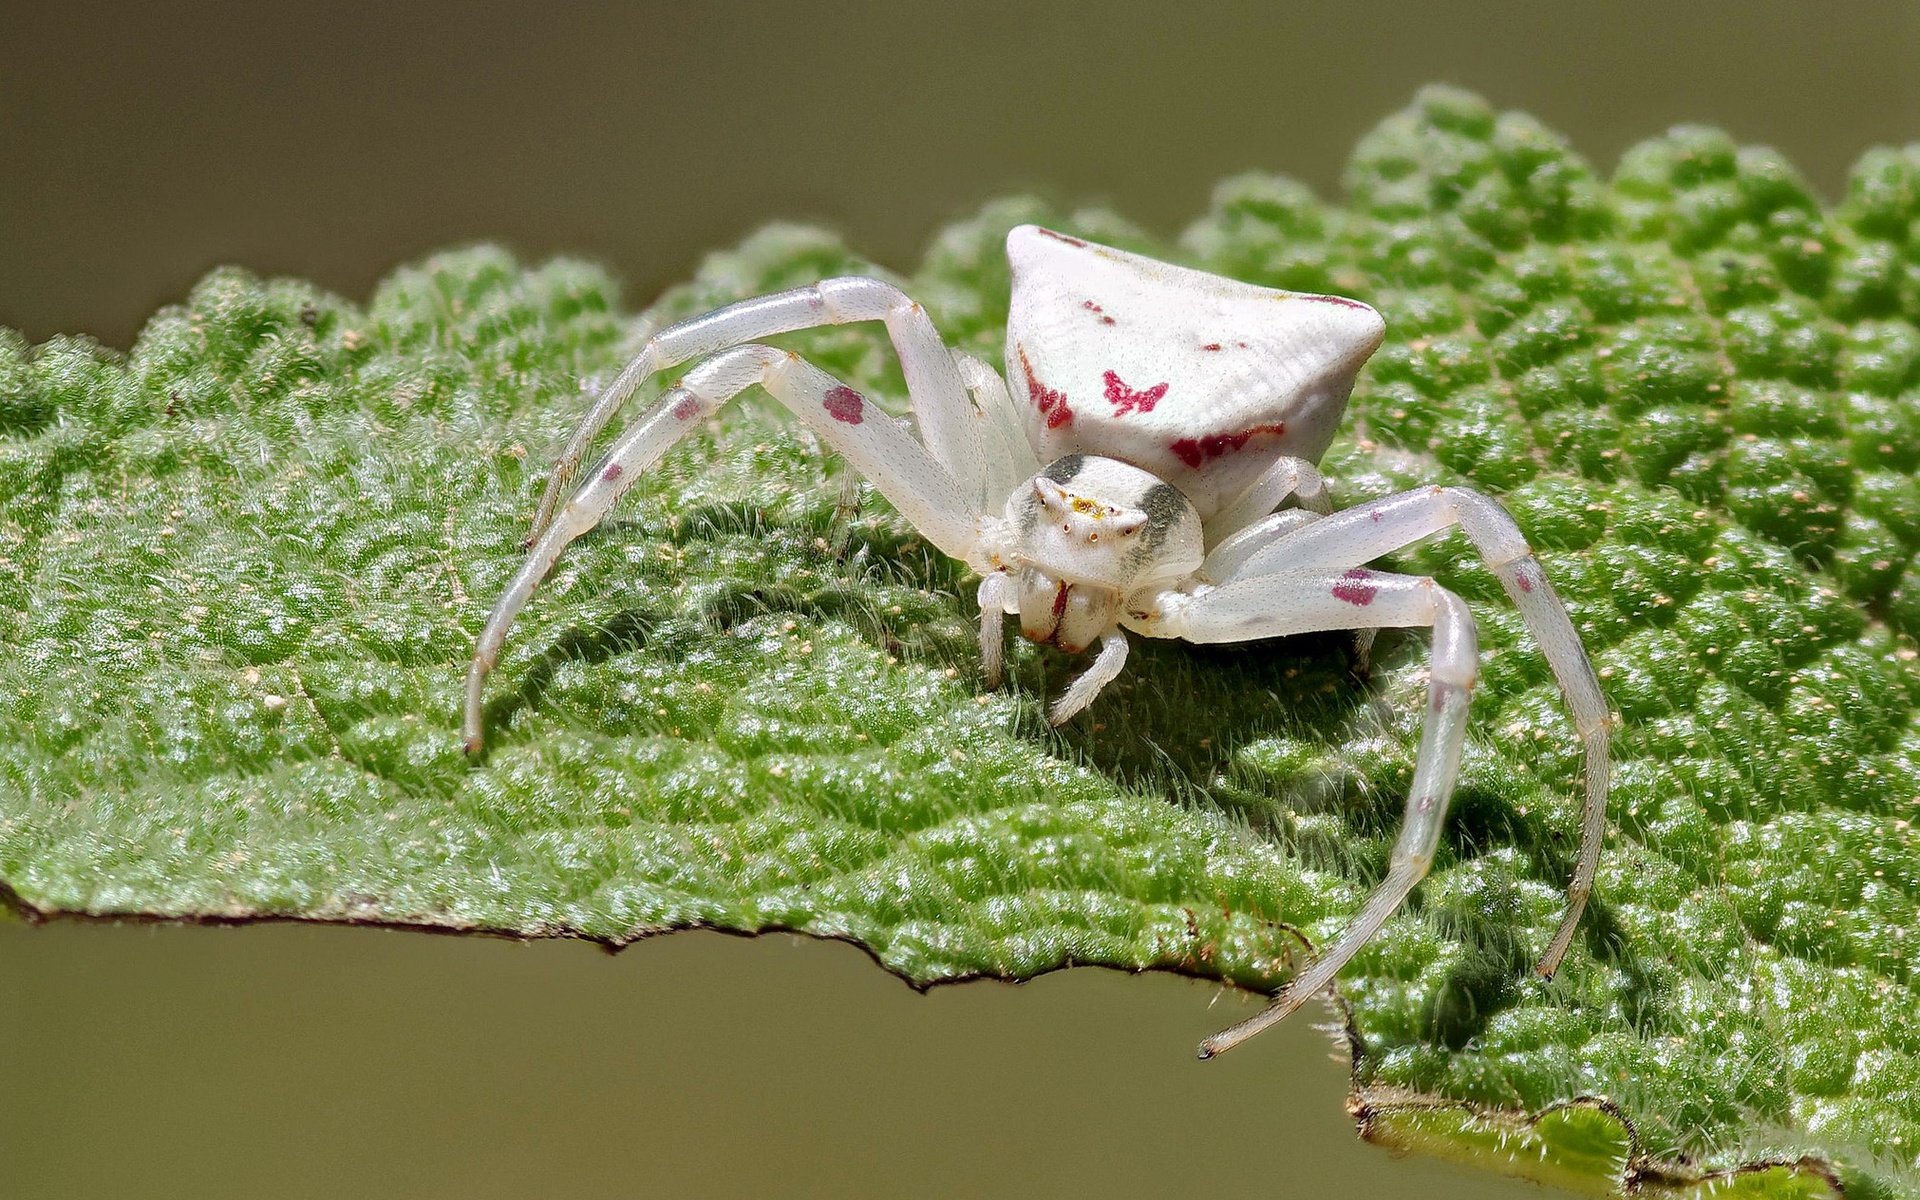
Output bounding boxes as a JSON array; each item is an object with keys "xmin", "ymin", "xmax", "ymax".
[{"xmin": 3, "ymin": 88, "xmax": 1918, "ymax": 1196}]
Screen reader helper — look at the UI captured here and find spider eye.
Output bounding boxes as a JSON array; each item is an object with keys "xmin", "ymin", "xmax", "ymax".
[{"xmin": 1033, "ymin": 478, "xmax": 1072, "ymax": 513}]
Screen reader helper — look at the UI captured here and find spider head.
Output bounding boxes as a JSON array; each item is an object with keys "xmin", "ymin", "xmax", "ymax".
[{"xmin": 1008, "ymin": 455, "xmax": 1202, "ymax": 651}]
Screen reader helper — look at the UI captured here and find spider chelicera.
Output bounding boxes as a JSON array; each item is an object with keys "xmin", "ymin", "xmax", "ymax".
[{"xmin": 464, "ymin": 226, "xmax": 1612, "ymax": 1058}]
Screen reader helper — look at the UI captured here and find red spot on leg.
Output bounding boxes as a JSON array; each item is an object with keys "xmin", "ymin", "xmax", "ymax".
[
  {"xmin": 823, "ymin": 386, "xmax": 865, "ymax": 425},
  {"xmin": 600, "ymin": 463, "xmax": 623, "ymax": 482},
  {"xmin": 1331, "ymin": 568, "xmax": 1378, "ymax": 607},
  {"xmin": 1017, "ymin": 345, "xmax": 1074, "ymax": 430},
  {"xmin": 1168, "ymin": 422, "xmax": 1287, "ymax": 469},
  {"xmin": 1369, "ymin": 509, "xmax": 1382, "ymax": 522},
  {"xmin": 1103, "ymin": 370, "xmax": 1168, "ymax": 416},
  {"xmin": 1517, "ymin": 570, "xmax": 1535, "ymax": 594},
  {"xmin": 670, "ymin": 395, "xmax": 701, "ymax": 421}
]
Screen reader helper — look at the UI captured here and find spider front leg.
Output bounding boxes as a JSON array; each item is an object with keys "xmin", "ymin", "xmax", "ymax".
[
  {"xmin": 464, "ymin": 343, "xmax": 989, "ymax": 753},
  {"xmin": 976, "ymin": 571, "xmax": 1016, "ymax": 688},
  {"xmin": 529, "ymin": 278, "xmax": 988, "ymax": 541},
  {"xmin": 1144, "ymin": 570, "xmax": 1479, "ymax": 1058},
  {"xmin": 974, "ymin": 573, "xmax": 1128, "ymax": 725}
]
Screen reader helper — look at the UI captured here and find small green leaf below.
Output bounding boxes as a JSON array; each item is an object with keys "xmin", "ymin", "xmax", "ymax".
[{"xmin": 3, "ymin": 88, "xmax": 1919, "ymax": 1195}]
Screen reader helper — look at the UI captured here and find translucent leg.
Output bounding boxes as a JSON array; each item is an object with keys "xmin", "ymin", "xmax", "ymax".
[
  {"xmin": 466, "ymin": 343, "xmax": 984, "ymax": 753},
  {"xmin": 1197, "ymin": 485, "xmax": 1612, "ymax": 975},
  {"xmin": 1201, "ymin": 509, "xmax": 1323, "ymax": 582},
  {"xmin": 955, "ymin": 352, "xmax": 1039, "ymax": 510},
  {"xmin": 1203, "ymin": 455, "xmax": 1332, "ymax": 548},
  {"xmin": 977, "ymin": 571, "xmax": 1015, "ymax": 688},
  {"xmin": 1048, "ymin": 630, "xmax": 1129, "ymax": 725},
  {"xmin": 1153, "ymin": 571, "xmax": 1477, "ymax": 1058},
  {"xmin": 529, "ymin": 277, "xmax": 990, "ymax": 540}
]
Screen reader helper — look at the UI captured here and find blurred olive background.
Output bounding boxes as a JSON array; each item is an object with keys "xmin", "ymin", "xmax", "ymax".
[
  {"xmin": 3, "ymin": 4, "xmax": 1917, "ymax": 1198},
  {"xmin": 5, "ymin": 2, "xmax": 1918, "ymax": 346}
]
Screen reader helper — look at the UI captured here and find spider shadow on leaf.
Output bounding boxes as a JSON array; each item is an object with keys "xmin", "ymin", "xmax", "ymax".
[
  {"xmin": 480, "ymin": 606, "xmax": 660, "ymax": 740},
  {"xmin": 1043, "ymin": 625, "xmax": 1635, "ymax": 1048},
  {"xmin": 666, "ymin": 493, "xmax": 980, "ymax": 660},
  {"xmin": 1039, "ymin": 630, "xmax": 1382, "ymax": 827}
]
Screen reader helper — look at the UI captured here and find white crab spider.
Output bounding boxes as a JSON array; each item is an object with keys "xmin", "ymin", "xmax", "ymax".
[{"xmin": 463, "ymin": 226, "xmax": 1612, "ymax": 1059}]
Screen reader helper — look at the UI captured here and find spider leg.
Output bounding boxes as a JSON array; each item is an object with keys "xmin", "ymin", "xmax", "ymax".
[
  {"xmin": 1215, "ymin": 485, "xmax": 1611, "ymax": 977},
  {"xmin": 530, "ymin": 278, "xmax": 988, "ymax": 541},
  {"xmin": 1202, "ymin": 455, "xmax": 1333, "ymax": 548},
  {"xmin": 955, "ymin": 352, "xmax": 1040, "ymax": 507},
  {"xmin": 465, "ymin": 344, "xmax": 985, "ymax": 753},
  {"xmin": 976, "ymin": 570, "xmax": 1016, "ymax": 688},
  {"xmin": 1201, "ymin": 509, "xmax": 1323, "ymax": 582},
  {"xmin": 975, "ymin": 558, "xmax": 1132, "ymax": 722},
  {"xmin": 955, "ymin": 353, "xmax": 1039, "ymax": 696},
  {"xmin": 1048, "ymin": 630, "xmax": 1129, "ymax": 726},
  {"xmin": 1145, "ymin": 571, "xmax": 1476, "ymax": 1058}
]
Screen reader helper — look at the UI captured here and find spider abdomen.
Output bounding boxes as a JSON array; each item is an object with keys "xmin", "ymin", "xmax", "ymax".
[{"xmin": 1004, "ymin": 225, "xmax": 1385, "ymax": 519}]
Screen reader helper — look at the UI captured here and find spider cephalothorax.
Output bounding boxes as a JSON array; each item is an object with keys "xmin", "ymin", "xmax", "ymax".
[
  {"xmin": 1002, "ymin": 456, "xmax": 1201, "ymax": 649},
  {"xmin": 464, "ymin": 226, "xmax": 1613, "ymax": 1059}
]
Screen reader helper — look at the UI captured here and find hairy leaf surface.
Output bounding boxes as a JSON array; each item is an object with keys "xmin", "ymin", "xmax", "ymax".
[{"xmin": 4, "ymin": 89, "xmax": 1918, "ymax": 1195}]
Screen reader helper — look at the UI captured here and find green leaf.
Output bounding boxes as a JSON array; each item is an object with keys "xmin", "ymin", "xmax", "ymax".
[{"xmin": 4, "ymin": 87, "xmax": 1919, "ymax": 1195}]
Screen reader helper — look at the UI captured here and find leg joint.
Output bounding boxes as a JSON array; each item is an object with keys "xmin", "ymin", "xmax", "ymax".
[
  {"xmin": 681, "ymin": 344, "xmax": 786, "ymax": 397},
  {"xmin": 817, "ymin": 276, "xmax": 909, "ymax": 323}
]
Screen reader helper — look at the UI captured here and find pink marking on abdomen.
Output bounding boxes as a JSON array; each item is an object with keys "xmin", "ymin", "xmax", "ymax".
[
  {"xmin": 600, "ymin": 463, "xmax": 624, "ymax": 482},
  {"xmin": 671, "ymin": 395, "xmax": 701, "ymax": 421},
  {"xmin": 1168, "ymin": 422, "xmax": 1286, "ymax": 469},
  {"xmin": 1201, "ymin": 343, "xmax": 1222, "ymax": 352},
  {"xmin": 1309, "ymin": 294, "xmax": 1374, "ymax": 312},
  {"xmin": 1081, "ymin": 300, "xmax": 1115, "ymax": 326},
  {"xmin": 823, "ymin": 386, "xmax": 865, "ymax": 425},
  {"xmin": 1103, "ymin": 370, "xmax": 1168, "ymax": 417},
  {"xmin": 1331, "ymin": 568, "xmax": 1378, "ymax": 607},
  {"xmin": 1017, "ymin": 345, "xmax": 1074, "ymax": 430},
  {"xmin": 1037, "ymin": 228, "xmax": 1088, "ymax": 248}
]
